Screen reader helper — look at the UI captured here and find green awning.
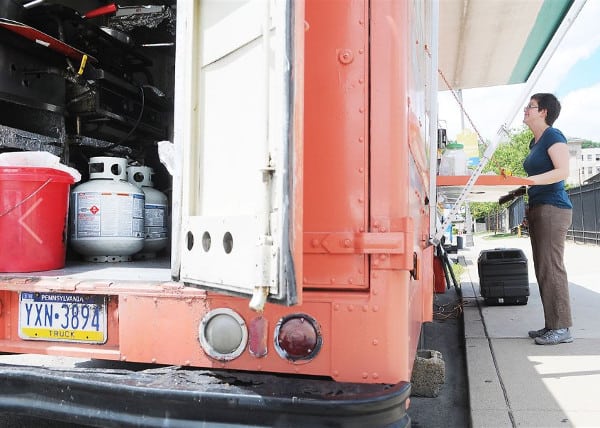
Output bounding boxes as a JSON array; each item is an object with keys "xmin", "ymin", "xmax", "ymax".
[{"xmin": 438, "ymin": 0, "xmax": 574, "ymax": 90}]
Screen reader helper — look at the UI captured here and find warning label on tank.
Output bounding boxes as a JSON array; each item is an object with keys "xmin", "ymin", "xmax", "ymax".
[
  {"xmin": 145, "ymin": 204, "xmax": 167, "ymax": 238},
  {"xmin": 73, "ymin": 192, "xmax": 145, "ymax": 238}
]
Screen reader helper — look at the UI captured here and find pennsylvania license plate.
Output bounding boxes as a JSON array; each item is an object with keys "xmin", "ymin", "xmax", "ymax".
[{"xmin": 18, "ymin": 292, "xmax": 107, "ymax": 344}]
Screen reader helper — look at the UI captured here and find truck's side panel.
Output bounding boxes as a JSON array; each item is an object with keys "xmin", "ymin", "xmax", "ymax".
[
  {"xmin": 369, "ymin": 0, "xmax": 434, "ymax": 375},
  {"xmin": 303, "ymin": 0, "xmax": 369, "ymax": 290}
]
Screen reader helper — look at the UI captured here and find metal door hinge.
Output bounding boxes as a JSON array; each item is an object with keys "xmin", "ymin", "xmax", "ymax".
[{"xmin": 304, "ymin": 217, "xmax": 414, "ymax": 270}]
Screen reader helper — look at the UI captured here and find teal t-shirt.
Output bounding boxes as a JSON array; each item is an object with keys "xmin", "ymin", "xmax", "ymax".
[{"xmin": 522, "ymin": 127, "xmax": 572, "ymax": 209}]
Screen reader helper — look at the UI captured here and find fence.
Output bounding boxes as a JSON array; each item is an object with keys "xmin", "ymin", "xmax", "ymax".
[
  {"xmin": 567, "ymin": 181, "xmax": 600, "ymax": 244},
  {"xmin": 480, "ymin": 183, "xmax": 600, "ymax": 245},
  {"xmin": 483, "ymin": 196, "xmax": 526, "ymax": 233}
]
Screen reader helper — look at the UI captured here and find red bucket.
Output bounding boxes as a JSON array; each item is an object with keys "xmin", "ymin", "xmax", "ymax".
[
  {"xmin": 0, "ymin": 167, "xmax": 75, "ymax": 272},
  {"xmin": 433, "ymin": 255, "xmax": 446, "ymax": 294}
]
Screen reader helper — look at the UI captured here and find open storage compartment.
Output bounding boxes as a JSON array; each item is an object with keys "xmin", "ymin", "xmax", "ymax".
[{"xmin": 0, "ymin": 0, "xmax": 176, "ymax": 282}]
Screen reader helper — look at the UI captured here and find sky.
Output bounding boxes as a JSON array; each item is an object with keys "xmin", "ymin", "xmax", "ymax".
[{"xmin": 438, "ymin": 0, "xmax": 600, "ymax": 143}]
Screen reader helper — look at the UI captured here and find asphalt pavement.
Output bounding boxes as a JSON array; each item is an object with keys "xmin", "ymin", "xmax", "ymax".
[{"xmin": 408, "ymin": 270, "xmax": 469, "ymax": 427}]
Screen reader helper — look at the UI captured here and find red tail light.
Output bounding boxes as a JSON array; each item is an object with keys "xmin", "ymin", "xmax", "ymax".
[{"xmin": 274, "ymin": 314, "xmax": 322, "ymax": 362}]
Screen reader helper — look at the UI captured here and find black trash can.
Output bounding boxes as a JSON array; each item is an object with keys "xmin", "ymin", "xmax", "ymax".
[
  {"xmin": 477, "ymin": 248, "xmax": 529, "ymax": 305},
  {"xmin": 456, "ymin": 236, "xmax": 464, "ymax": 250}
]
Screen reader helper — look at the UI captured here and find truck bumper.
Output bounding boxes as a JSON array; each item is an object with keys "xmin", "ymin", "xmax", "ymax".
[{"xmin": 0, "ymin": 364, "xmax": 411, "ymax": 427}]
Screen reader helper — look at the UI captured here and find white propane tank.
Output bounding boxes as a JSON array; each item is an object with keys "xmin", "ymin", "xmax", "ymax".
[
  {"xmin": 127, "ymin": 165, "xmax": 169, "ymax": 259},
  {"xmin": 70, "ymin": 157, "xmax": 145, "ymax": 262}
]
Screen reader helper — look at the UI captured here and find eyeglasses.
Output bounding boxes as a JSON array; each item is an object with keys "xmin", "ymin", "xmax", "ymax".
[{"xmin": 524, "ymin": 104, "xmax": 540, "ymax": 111}]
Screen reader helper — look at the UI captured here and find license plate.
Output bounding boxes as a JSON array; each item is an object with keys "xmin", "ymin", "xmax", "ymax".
[{"xmin": 18, "ymin": 292, "xmax": 107, "ymax": 344}]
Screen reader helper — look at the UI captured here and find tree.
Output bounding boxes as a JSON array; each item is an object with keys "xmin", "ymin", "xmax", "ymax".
[
  {"xmin": 581, "ymin": 140, "xmax": 600, "ymax": 148},
  {"xmin": 469, "ymin": 201, "xmax": 497, "ymax": 221},
  {"xmin": 482, "ymin": 126, "xmax": 532, "ymax": 177},
  {"xmin": 469, "ymin": 126, "xmax": 533, "ymax": 220}
]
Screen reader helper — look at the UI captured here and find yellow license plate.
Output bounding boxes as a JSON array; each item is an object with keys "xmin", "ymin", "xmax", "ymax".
[{"xmin": 18, "ymin": 292, "xmax": 107, "ymax": 344}]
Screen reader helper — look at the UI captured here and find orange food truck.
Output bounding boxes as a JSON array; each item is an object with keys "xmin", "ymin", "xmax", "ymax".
[{"xmin": 0, "ymin": 0, "xmax": 580, "ymax": 425}]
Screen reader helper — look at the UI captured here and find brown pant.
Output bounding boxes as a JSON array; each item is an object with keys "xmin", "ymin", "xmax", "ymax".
[{"xmin": 528, "ymin": 204, "xmax": 572, "ymax": 329}]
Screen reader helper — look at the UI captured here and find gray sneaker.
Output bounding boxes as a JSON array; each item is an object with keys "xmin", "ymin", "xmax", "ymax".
[
  {"xmin": 528, "ymin": 327, "xmax": 548, "ymax": 338},
  {"xmin": 534, "ymin": 328, "xmax": 573, "ymax": 345}
]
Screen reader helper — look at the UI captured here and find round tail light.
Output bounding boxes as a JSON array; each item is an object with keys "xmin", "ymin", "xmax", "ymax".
[
  {"xmin": 274, "ymin": 314, "xmax": 322, "ymax": 362},
  {"xmin": 199, "ymin": 308, "xmax": 248, "ymax": 361}
]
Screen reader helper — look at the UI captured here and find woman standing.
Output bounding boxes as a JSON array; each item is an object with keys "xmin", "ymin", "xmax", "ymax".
[{"xmin": 522, "ymin": 93, "xmax": 573, "ymax": 345}]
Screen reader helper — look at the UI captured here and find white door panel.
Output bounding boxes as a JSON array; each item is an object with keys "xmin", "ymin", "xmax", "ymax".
[{"xmin": 173, "ymin": 0, "xmax": 303, "ymax": 307}]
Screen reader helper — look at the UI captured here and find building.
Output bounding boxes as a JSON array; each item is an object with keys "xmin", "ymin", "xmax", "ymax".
[{"xmin": 566, "ymin": 138, "xmax": 600, "ymax": 186}]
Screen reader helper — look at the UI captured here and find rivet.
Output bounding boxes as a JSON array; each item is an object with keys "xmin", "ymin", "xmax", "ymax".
[
  {"xmin": 338, "ymin": 49, "xmax": 354, "ymax": 64},
  {"xmin": 358, "ymin": 136, "xmax": 364, "ymax": 143},
  {"xmin": 358, "ymin": 78, "xmax": 364, "ymax": 84},
  {"xmin": 344, "ymin": 239, "xmax": 352, "ymax": 247},
  {"xmin": 358, "ymin": 167, "xmax": 364, "ymax": 173},
  {"xmin": 372, "ymin": 339, "xmax": 379, "ymax": 346},
  {"xmin": 380, "ymin": 227, "xmax": 386, "ymax": 232},
  {"xmin": 184, "ymin": 360, "xmax": 191, "ymax": 366},
  {"xmin": 151, "ymin": 358, "xmax": 157, "ymax": 363},
  {"xmin": 362, "ymin": 305, "xmax": 368, "ymax": 312},
  {"xmin": 362, "ymin": 372, "xmax": 369, "ymax": 379},
  {"xmin": 379, "ymin": 254, "xmax": 387, "ymax": 260},
  {"xmin": 373, "ymin": 305, "xmax": 380, "ymax": 312},
  {"xmin": 334, "ymin": 304, "xmax": 340, "ymax": 311},
  {"xmin": 333, "ymin": 370, "xmax": 339, "ymax": 377},
  {"xmin": 311, "ymin": 239, "xmax": 320, "ymax": 247},
  {"xmin": 348, "ymin": 305, "xmax": 354, "ymax": 312},
  {"xmin": 372, "ymin": 373, "xmax": 379, "ymax": 380},
  {"xmin": 358, "ymin": 48, "xmax": 364, "ymax": 54},
  {"xmin": 359, "ymin": 107, "xmax": 364, "ymax": 113},
  {"xmin": 330, "ymin": 277, "xmax": 336, "ymax": 284},
  {"xmin": 348, "ymin": 278, "xmax": 354, "ymax": 284},
  {"xmin": 358, "ymin": 197, "xmax": 364, "ymax": 203}
]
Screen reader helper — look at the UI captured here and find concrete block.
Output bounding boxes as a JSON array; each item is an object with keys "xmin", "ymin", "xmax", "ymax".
[{"xmin": 411, "ymin": 349, "xmax": 446, "ymax": 397}]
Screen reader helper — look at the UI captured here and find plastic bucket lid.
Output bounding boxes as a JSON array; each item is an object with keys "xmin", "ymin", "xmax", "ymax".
[{"xmin": 0, "ymin": 167, "xmax": 75, "ymax": 272}]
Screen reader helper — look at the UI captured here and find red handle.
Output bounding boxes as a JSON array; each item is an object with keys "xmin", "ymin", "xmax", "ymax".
[{"xmin": 84, "ymin": 3, "xmax": 118, "ymax": 19}]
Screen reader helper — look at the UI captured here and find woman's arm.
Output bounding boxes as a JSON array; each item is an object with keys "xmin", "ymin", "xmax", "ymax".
[{"xmin": 528, "ymin": 142, "xmax": 570, "ymax": 185}]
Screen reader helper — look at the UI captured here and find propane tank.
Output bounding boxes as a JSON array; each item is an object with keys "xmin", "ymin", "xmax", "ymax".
[
  {"xmin": 127, "ymin": 165, "xmax": 169, "ymax": 259},
  {"xmin": 70, "ymin": 157, "xmax": 145, "ymax": 262}
]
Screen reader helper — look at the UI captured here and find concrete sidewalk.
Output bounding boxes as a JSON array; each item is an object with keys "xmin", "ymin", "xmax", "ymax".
[{"xmin": 460, "ymin": 233, "xmax": 600, "ymax": 428}]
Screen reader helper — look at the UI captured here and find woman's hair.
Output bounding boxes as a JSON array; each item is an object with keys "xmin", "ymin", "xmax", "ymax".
[{"xmin": 531, "ymin": 93, "xmax": 561, "ymax": 126}]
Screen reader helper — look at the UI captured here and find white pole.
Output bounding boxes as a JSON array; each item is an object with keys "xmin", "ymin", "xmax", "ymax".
[{"xmin": 428, "ymin": 0, "xmax": 440, "ymax": 243}]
